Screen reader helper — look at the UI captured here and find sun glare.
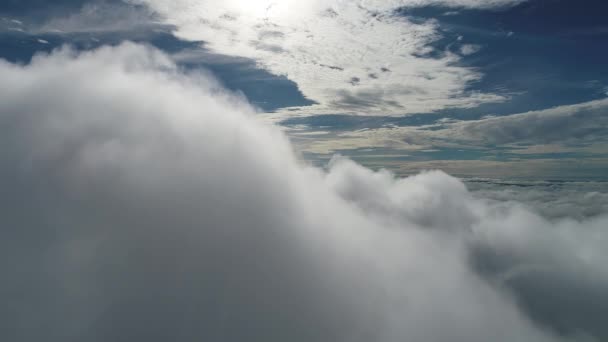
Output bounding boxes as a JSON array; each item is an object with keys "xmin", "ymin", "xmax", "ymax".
[
  {"xmin": 231, "ymin": 0, "xmax": 294, "ymax": 20},
  {"xmin": 235, "ymin": 0, "xmax": 275, "ymax": 17}
]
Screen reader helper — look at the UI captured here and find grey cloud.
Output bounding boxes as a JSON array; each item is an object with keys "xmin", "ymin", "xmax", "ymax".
[
  {"xmin": 0, "ymin": 43, "xmax": 605, "ymax": 342},
  {"xmin": 319, "ymin": 64, "xmax": 344, "ymax": 71},
  {"xmin": 258, "ymin": 30, "xmax": 285, "ymax": 40},
  {"xmin": 468, "ymin": 214, "xmax": 608, "ymax": 341},
  {"xmin": 329, "ymin": 88, "xmax": 413, "ymax": 112},
  {"xmin": 39, "ymin": 1, "xmax": 158, "ymax": 34},
  {"xmin": 472, "ymin": 244, "xmax": 608, "ymax": 341},
  {"xmin": 1, "ymin": 0, "xmax": 161, "ymax": 36},
  {"xmin": 250, "ymin": 40, "xmax": 285, "ymax": 53},
  {"xmin": 466, "ymin": 179, "xmax": 608, "ymax": 340}
]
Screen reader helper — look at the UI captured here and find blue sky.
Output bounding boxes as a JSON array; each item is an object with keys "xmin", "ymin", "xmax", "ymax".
[{"xmin": 1, "ymin": 0, "xmax": 606, "ymax": 179}]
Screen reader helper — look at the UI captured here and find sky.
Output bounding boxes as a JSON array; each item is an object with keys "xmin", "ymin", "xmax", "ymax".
[
  {"xmin": 1, "ymin": 1, "xmax": 608, "ymax": 342},
  {"xmin": 1, "ymin": 0, "xmax": 607, "ymax": 179}
]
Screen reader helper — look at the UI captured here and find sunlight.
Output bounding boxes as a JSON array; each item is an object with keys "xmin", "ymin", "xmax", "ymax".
[
  {"xmin": 232, "ymin": 0, "xmax": 285, "ymax": 19},
  {"xmin": 226, "ymin": 0, "xmax": 310, "ymax": 21}
]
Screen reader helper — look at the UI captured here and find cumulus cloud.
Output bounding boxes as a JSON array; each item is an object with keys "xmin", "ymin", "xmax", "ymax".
[
  {"xmin": 126, "ymin": 0, "xmax": 517, "ymax": 116},
  {"xmin": 1, "ymin": 43, "xmax": 606, "ymax": 342}
]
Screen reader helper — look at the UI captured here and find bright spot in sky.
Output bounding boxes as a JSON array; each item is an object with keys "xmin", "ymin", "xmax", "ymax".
[
  {"xmin": 237, "ymin": 0, "xmax": 275, "ymax": 17},
  {"xmin": 227, "ymin": 0, "xmax": 297, "ymax": 20}
]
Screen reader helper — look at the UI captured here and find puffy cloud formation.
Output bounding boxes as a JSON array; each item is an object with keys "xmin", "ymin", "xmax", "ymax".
[
  {"xmin": 127, "ymin": 0, "xmax": 515, "ymax": 116},
  {"xmin": 1, "ymin": 43, "xmax": 607, "ymax": 342}
]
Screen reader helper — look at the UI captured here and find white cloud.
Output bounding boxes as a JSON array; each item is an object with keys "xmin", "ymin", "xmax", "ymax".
[
  {"xmin": 128, "ymin": 0, "xmax": 518, "ymax": 116},
  {"xmin": 460, "ymin": 43, "xmax": 481, "ymax": 55},
  {"xmin": 0, "ymin": 43, "xmax": 606, "ymax": 341}
]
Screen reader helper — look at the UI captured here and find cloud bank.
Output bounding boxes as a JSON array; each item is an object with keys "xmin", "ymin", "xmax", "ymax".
[
  {"xmin": 293, "ymin": 98, "xmax": 608, "ymax": 158},
  {"xmin": 1, "ymin": 43, "xmax": 607, "ymax": 342},
  {"xmin": 126, "ymin": 0, "xmax": 521, "ymax": 116}
]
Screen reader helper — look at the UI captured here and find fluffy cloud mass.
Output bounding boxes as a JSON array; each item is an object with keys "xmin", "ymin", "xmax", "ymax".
[
  {"xmin": 125, "ymin": 0, "xmax": 518, "ymax": 116},
  {"xmin": 1, "ymin": 44, "xmax": 607, "ymax": 342}
]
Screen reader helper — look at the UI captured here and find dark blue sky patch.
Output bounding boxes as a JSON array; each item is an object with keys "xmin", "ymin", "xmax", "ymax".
[
  {"xmin": 0, "ymin": 16, "xmax": 314, "ymax": 112},
  {"xmin": 400, "ymin": 0, "xmax": 608, "ymax": 116},
  {"xmin": 0, "ymin": 0, "xmax": 94, "ymax": 16},
  {"xmin": 0, "ymin": 25, "xmax": 175, "ymax": 63},
  {"xmin": 177, "ymin": 50, "xmax": 315, "ymax": 112}
]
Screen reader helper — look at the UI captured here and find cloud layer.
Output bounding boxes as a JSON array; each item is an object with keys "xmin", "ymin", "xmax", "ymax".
[
  {"xmin": 466, "ymin": 178, "xmax": 608, "ymax": 220},
  {"xmin": 1, "ymin": 43, "xmax": 607, "ymax": 342},
  {"xmin": 292, "ymin": 98, "xmax": 608, "ymax": 159}
]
